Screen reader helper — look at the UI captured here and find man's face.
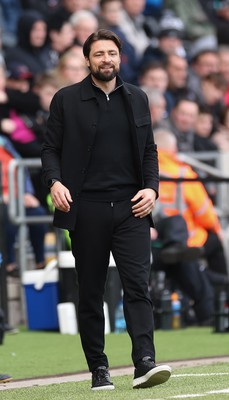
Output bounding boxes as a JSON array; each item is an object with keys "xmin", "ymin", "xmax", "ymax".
[
  {"xmin": 73, "ymin": 17, "xmax": 98, "ymax": 46},
  {"xmin": 123, "ymin": 0, "xmax": 146, "ymax": 17},
  {"xmin": 38, "ymin": 84, "xmax": 59, "ymax": 111},
  {"xmin": 85, "ymin": 39, "xmax": 121, "ymax": 82},
  {"xmin": 195, "ymin": 113, "xmax": 213, "ymax": 137},
  {"xmin": 193, "ymin": 52, "xmax": 219, "ymax": 77},
  {"xmin": 159, "ymin": 36, "xmax": 182, "ymax": 54},
  {"xmin": 100, "ymin": 1, "xmax": 123, "ymax": 26},
  {"xmin": 201, "ymin": 81, "xmax": 224, "ymax": 106},
  {"xmin": 30, "ymin": 21, "xmax": 47, "ymax": 47},
  {"xmin": 166, "ymin": 55, "xmax": 188, "ymax": 89},
  {"xmin": 140, "ymin": 68, "xmax": 168, "ymax": 92},
  {"xmin": 172, "ymin": 100, "xmax": 199, "ymax": 132},
  {"xmin": 50, "ymin": 22, "xmax": 74, "ymax": 51}
]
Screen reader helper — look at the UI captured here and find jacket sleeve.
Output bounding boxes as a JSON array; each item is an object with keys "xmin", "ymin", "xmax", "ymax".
[
  {"xmin": 41, "ymin": 91, "xmax": 64, "ymax": 187},
  {"xmin": 143, "ymin": 127, "xmax": 159, "ymax": 198}
]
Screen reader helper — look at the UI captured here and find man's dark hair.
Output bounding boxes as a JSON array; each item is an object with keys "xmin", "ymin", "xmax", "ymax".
[
  {"xmin": 201, "ymin": 72, "xmax": 227, "ymax": 90},
  {"xmin": 100, "ymin": 0, "xmax": 121, "ymax": 8},
  {"xmin": 174, "ymin": 95, "xmax": 199, "ymax": 109},
  {"xmin": 83, "ymin": 29, "xmax": 122, "ymax": 58},
  {"xmin": 139, "ymin": 60, "xmax": 166, "ymax": 78}
]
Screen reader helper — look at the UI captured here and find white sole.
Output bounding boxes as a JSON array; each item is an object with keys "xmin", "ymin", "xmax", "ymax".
[
  {"xmin": 133, "ymin": 365, "xmax": 171, "ymax": 389},
  {"xmin": 91, "ymin": 384, "xmax": 115, "ymax": 391}
]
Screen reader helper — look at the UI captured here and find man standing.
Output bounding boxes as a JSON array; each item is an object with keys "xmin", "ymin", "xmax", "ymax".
[{"xmin": 41, "ymin": 29, "xmax": 171, "ymax": 391}]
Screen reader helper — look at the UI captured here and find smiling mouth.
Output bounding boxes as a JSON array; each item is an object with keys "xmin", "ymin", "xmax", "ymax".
[{"xmin": 100, "ymin": 65, "xmax": 114, "ymax": 70}]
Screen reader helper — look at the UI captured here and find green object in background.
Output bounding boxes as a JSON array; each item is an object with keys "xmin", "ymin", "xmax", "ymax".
[{"xmin": 46, "ymin": 194, "xmax": 71, "ymax": 249}]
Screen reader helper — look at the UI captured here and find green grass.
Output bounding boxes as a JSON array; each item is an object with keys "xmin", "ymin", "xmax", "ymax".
[
  {"xmin": 1, "ymin": 363, "xmax": 229, "ymax": 400},
  {"xmin": 0, "ymin": 326, "xmax": 228, "ymax": 380}
]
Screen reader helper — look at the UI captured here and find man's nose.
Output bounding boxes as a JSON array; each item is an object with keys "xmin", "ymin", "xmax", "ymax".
[{"xmin": 102, "ymin": 53, "xmax": 111, "ymax": 62}]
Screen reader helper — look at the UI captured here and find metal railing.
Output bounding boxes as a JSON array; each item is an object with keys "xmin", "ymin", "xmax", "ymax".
[
  {"xmin": 6, "ymin": 153, "xmax": 229, "ymax": 276},
  {"xmin": 8, "ymin": 158, "xmax": 53, "ymax": 276}
]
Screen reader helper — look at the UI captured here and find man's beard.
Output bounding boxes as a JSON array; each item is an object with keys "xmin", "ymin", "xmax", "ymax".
[{"xmin": 91, "ymin": 65, "xmax": 119, "ymax": 82}]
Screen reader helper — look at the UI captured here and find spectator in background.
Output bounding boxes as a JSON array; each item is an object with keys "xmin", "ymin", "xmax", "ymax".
[
  {"xmin": 212, "ymin": 105, "xmax": 229, "ymax": 151},
  {"xmin": 143, "ymin": 9, "xmax": 186, "ymax": 66},
  {"xmin": 0, "ymin": 64, "xmax": 41, "ymax": 158},
  {"xmin": 84, "ymin": 0, "xmax": 100, "ymax": 12},
  {"xmin": 194, "ymin": 105, "xmax": 218, "ymax": 152},
  {"xmin": 157, "ymin": 10, "xmax": 185, "ymax": 57},
  {"xmin": 187, "ymin": 37, "xmax": 219, "ymax": 98},
  {"xmin": 70, "ymin": 9, "xmax": 99, "ymax": 47},
  {"xmin": 99, "ymin": 0, "xmax": 140, "ymax": 84},
  {"xmin": 193, "ymin": 104, "xmax": 219, "ymax": 201},
  {"xmin": 5, "ymin": 10, "xmax": 52, "ymax": 85},
  {"xmin": 0, "ymin": 0, "xmax": 22, "ymax": 48},
  {"xmin": 118, "ymin": 0, "xmax": 158, "ymax": 62},
  {"xmin": 0, "ymin": 135, "xmax": 48, "ymax": 277},
  {"xmin": 31, "ymin": 71, "xmax": 63, "ymax": 146},
  {"xmin": 47, "ymin": 12, "xmax": 75, "ymax": 67},
  {"xmin": 138, "ymin": 61, "xmax": 168, "ymax": 92},
  {"xmin": 154, "ymin": 128, "xmax": 229, "ymax": 285},
  {"xmin": 164, "ymin": 53, "xmax": 190, "ymax": 109},
  {"xmin": 213, "ymin": 0, "xmax": 229, "ymax": 45},
  {"xmin": 218, "ymin": 45, "xmax": 229, "ymax": 106},
  {"xmin": 54, "ymin": 48, "xmax": 88, "ymax": 85},
  {"xmin": 165, "ymin": 97, "xmax": 199, "ymax": 152},
  {"xmin": 20, "ymin": 0, "xmax": 61, "ymax": 18},
  {"xmin": 143, "ymin": 0, "xmax": 164, "ymax": 19},
  {"xmin": 202, "ymin": 0, "xmax": 229, "ymax": 46},
  {"xmin": 138, "ymin": 61, "xmax": 173, "ymax": 112},
  {"xmin": 51, "ymin": 0, "xmax": 90, "ymax": 23},
  {"xmin": 0, "ymin": 64, "xmax": 60, "ymax": 204},
  {"xmin": 164, "ymin": 0, "xmax": 216, "ymax": 42},
  {"xmin": 143, "ymin": 88, "xmax": 167, "ymax": 129},
  {"xmin": 198, "ymin": 72, "xmax": 227, "ymax": 127}
]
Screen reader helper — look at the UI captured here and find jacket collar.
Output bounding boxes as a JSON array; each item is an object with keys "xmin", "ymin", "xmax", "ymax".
[{"xmin": 80, "ymin": 74, "xmax": 130, "ymax": 100}]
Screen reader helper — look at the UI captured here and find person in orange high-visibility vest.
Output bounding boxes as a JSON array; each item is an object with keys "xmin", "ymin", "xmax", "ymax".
[{"xmin": 154, "ymin": 128, "xmax": 228, "ymax": 280}]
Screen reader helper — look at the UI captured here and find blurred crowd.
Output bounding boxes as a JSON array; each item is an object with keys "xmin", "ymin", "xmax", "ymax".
[
  {"xmin": 0, "ymin": 1, "xmax": 229, "ymax": 192},
  {"xmin": 0, "ymin": 0, "xmax": 229, "ymax": 323}
]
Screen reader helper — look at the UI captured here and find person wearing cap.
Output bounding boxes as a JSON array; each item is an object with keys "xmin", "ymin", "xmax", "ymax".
[
  {"xmin": 187, "ymin": 37, "xmax": 220, "ymax": 99},
  {"xmin": 142, "ymin": 10, "xmax": 186, "ymax": 66},
  {"xmin": 157, "ymin": 10, "xmax": 186, "ymax": 58}
]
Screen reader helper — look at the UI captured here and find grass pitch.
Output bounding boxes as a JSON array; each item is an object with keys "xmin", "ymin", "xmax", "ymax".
[
  {"xmin": 0, "ymin": 363, "xmax": 229, "ymax": 400},
  {"xmin": 0, "ymin": 326, "xmax": 228, "ymax": 379}
]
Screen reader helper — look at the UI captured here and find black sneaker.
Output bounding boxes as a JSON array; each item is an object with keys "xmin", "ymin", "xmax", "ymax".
[
  {"xmin": 133, "ymin": 357, "xmax": 171, "ymax": 389},
  {"xmin": 91, "ymin": 366, "xmax": 115, "ymax": 391},
  {"xmin": 0, "ymin": 374, "xmax": 12, "ymax": 383}
]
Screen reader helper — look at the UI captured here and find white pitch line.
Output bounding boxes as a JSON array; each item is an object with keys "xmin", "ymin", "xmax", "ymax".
[
  {"xmin": 208, "ymin": 388, "xmax": 229, "ymax": 394},
  {"xmin": 143, "ymin": 387, "xmax": 229, "ymax": 400},
  {"xmin": 172, "ymin": 372, "xmax": 229, "ymax": 377},
  {"xmin": 170, "ymin": 395, "xmax": 206, "ymax": 398},
  {"xmin": 170, "ymin": 388, "xmax": 229, "ymax": 398}
]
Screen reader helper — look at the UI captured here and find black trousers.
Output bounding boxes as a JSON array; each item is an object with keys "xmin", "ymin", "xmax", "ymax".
[
  {"xmin": 69, "ymin": 198, "xmax": 155, "ymax": 372},
  {"xmin": 204, "ymin": 232, "xmax": 228, "ymax": 276}
]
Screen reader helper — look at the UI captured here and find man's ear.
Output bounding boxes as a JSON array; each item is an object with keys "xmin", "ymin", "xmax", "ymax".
[{"xmin": 85, "ymin": 57, "xmax": 90, "ymax": 68}]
